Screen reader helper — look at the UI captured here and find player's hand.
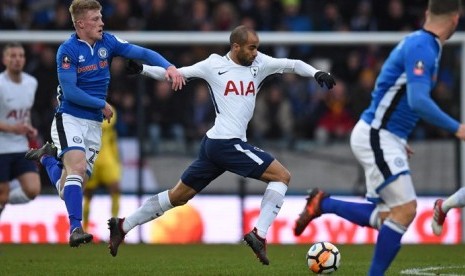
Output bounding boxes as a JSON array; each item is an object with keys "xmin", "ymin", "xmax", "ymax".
[
  {"xmin": 405, "ymin": 144, "xmax": 414, "ymax": 159},
  {"xmin": 102, "ymin": 102, "xmax": 114, "ymax": 123},
  {"xmin": 26, "ymin": 127, "xmax": 38, "ymax": 139},
  {"xmin": 165, "ymin": 65, "xmax": 185, "ymax": 91},
  {"xmin": 455, "ymin": 124, "xmax": 465, "ymax": 140},
  {"xmin": 126, "ymin": 59, "xmax": 143, "ymax": 75},
  {"xmin": 314, "ymin": 71, "xmax": 336, "ymax": 89},
  {"xmin": 9, "ymin": 122, "xmax": 33, "ymax": 135}
]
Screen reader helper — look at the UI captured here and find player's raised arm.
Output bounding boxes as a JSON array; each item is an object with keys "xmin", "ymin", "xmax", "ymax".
[
  {"xmin": 126, "ymin": 59, "xmax": 187, "ymax": 91},
  {"xmin": 126, "ymin": 59, "xmax": 169, "ymax": 81},
  {"xmin": 115, "ymin": 41, "xmax": 185, "ymax": 91},
  {"xmin": 291, "ymin": 60, "xmax": 336, "ymax": 89},
  {"xmin": 141, "ymin": 64, "xmax": 166, "ymax": 80},
  {"xmin": 260, "ymin": 54, "xmax": 336, "ymax": 90},
  {"xmin": 128, "ymin": 57, "xmax": 211, "ymax": 89}
]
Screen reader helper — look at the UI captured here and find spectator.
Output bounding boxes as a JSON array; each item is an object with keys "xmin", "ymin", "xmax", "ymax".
[
  {"xmin": 182, "ymin": 0, "xmax": 212, "ymax": 31},
  {"xmin": 211, "ymin": 1, "xmax": 239, "ymax": 31},
  {"xmin": 46, "ymin": 3, "xmax": 73, "ymax": 30},
  {"xmin": 251, "ymin": 82, "xmax": 294, "ymax": 148},
  {"xmin": 350, "ymin": 0, "xmax": 377, "ymax": 31},
  {"xmin": 185, "ymin": 82, "xmax": 215, "ymax": 150},
  {"xmin": 145, "ymin": 0, "xmax": 180, "ymax": 31},
  {"xmin": 315, "ymin": 79, "xmax": 355, "ymax": 144},
  {"xmin": 147, "ymin": 80, "xmax": 187, "ymax": 154},
  {"xmin": 376, "ymin": 0, "xmax": 414, "ymax": 31},
  {"xmin": 105, "ymin": 0, "xmax": 141, "ymax": 30},
  {"xmin": 29, "ymin": 44, "xmax": 58, "ymax": 143}
]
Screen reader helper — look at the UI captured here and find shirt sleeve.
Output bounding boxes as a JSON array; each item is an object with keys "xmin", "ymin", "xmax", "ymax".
[
  {"xmin": 59, "ymin": 71, "xmax": 106, "ymax": 109},
  {"xmin": 177, "ymin": 58, "xmax": 210, "ymax": 79},
  {"xmin": 142, "ymin": 59, "xmax": 209, "ymax": 82},
  {"xmin": 110, "ymin": 34, "xmax": 172, "ymax": 69},
  {"xmin": 407, "ymin": 82, "xmax": 459, "ymax": 133},
  {"xmin": 404, "ymin": 42, "xmax": 435, "ymax": 85},
  {"xmin": 141, "ymin": 65, "xmax": 166, "ymax": 80},
  {"xmin": 56, "ymin": 45, "xmax": 106, "ymax": 109},
  {"xmin": 257, "ymin": 52, "xmax": 319, "ymax": 77}
]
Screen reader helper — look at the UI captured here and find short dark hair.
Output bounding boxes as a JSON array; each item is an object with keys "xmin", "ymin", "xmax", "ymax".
[
  {"xmin": 428, "ymin": 0, "xmax": 461, "ymax": 15},
  {"xmin": 2, "ymin": 42, "xmax": 23, "ymax": 56},
  {"xmin": 230, "ymin": 25, "xmax": 257, "ymax": 46}
]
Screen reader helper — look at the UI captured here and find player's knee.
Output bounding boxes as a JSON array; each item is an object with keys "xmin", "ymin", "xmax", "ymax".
[
  {"xmin": 23, "ymin": 185, "xmax": 40, "ymax": 199},
  {"xmin": 403, "ymin": 204, "xmax": 417, "ymax": 225},
  {"xmin": 0, "ymin": 192, "xmax": 8, "ymax": 206},
  {"xmin": 279, "ymin": 168, "xmax": 291, "ymax": 185},
  {"xmin": 66, "ymin": 164, "xmax": 87, "ymax": 177},
  {"xmin": 391, "ymin": 201, "xmax": 417, "ymax": 227}
]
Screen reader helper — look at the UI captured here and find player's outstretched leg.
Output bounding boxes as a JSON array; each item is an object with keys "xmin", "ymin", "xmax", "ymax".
[
  {"xmin": 243, "ymin": 227, "xmax": 269, "ymax": 265},
  {"xmin": 431, "ymin": 199, "xmax": 447, "ymax": 236},
  {"xmin": 25, "ymin": 141, "xmax": 57, "ymax": 161},
  {"xmin": 108, "ymin": 217, "xmax": 126, "ymax": 257},
  {"xmin": 294, "ymin": 188, "xmax": 329, "ymax": 236},
  {"xmin": 69, "ymin": 227, "xmax": 93, "ymax": 247}
]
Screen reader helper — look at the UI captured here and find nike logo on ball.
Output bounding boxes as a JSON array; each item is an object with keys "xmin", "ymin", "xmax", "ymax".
[{"xmin": 218, "ymin": 71, "xmax": 228, "ymax": 75}]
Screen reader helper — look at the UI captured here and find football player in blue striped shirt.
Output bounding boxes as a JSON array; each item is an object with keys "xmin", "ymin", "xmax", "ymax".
[
  {"xmin": 26, "ymin": 0, "xmax": 184, "ymax": 247},
  {"xmin": 294, "ymin": 0, "xmax": 465, "ymax": 275}
]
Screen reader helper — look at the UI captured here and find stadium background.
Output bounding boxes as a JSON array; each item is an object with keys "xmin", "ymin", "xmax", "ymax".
[{"xmin": 0, "ymin": 0, "xmax": 464, "ymax": 244}]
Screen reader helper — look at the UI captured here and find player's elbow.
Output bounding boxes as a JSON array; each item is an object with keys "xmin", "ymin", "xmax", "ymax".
[{"xmin": 409, "ymin": 98, "xmax": 429, "ymax": 118}]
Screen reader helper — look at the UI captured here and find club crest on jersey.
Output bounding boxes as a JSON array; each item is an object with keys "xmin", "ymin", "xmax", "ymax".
[
  {"xmin": 62, "ymin": 55, "xmax": 71, "ymax": 69},
  {"xmin": 250, "ymin": 66, "xmax": 258, "ymax": 77},
  {"xmin": 73, "ymin": 136, "xmax": 83, "ymax": 144},
  {"xmin": 413, "ymin": 60, "xmax": 424, "ymax": 75},
  {"xmin": 98, "ymin": 47, "xmax": 108, "ymax": 59},
  {"xmin": 394, "ymin": 157, "xmax": 405, "ymax": 168}
]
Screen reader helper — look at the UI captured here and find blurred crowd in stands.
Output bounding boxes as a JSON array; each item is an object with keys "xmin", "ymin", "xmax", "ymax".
[{"xmin": 0, "ymin": 0, "xmax": 463, "ymax": 155}]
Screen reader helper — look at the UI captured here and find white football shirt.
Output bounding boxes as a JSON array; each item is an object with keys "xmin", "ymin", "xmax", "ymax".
[
  {"xmin": 143, "ymin": 52, "xmax": 314, "ymax": 141},
  {"xmin": 0, "ymin": 71, "xmax": 38, "ymax": 153}
]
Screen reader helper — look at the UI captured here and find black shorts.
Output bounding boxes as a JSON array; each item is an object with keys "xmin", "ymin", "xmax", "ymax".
[
  {"xmin": 0, "ymin": 152, "xmax": 37, "ymax": 182},
  {"xmin": 181, "ymin": 136, "xmax": 274, "ymax": 192}
]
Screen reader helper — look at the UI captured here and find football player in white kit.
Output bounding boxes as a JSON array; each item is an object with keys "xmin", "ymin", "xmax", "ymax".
[
  {"xmin": 108, "ymin": 25, "xmax": 335, "ymax": 264},
  {"xmin": 0, "ymin": 43, "xmax": 40, "ymax": 217}
]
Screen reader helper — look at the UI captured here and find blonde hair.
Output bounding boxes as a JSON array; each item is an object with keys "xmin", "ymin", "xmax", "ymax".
[{"xmin": 69, "ymin": 0, "xmax": 102, "ymax": 24}]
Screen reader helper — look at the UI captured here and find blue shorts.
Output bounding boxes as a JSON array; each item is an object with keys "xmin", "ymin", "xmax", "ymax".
[
  {"xmin": 0, "ymin": 152, "xmax": 38, "ymax": 182},
  {"xmin": 181, "ymin": 136, "xmax": 275, "ymax": 192}
]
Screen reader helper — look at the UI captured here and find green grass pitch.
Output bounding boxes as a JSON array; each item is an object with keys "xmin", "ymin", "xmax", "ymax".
[{"xmin": 1, "ymin": 243, "xmax": 465, "ymax": 275}]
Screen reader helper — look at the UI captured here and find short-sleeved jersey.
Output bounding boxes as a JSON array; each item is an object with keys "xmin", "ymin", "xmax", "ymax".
[
  {"xmin": 56, "ymin": 33, "xmax": 133, "ymax": 121},
  {"xmin": 179, "ymin": 52, "xmax": 294, "ymax": 141},
  {"xmin": 0, "ymin": 71, "xmax": 37, "ymax": 154},
  {"xmin": 361, "ymin": 29, "xmax": 441, "ymax": 139}
]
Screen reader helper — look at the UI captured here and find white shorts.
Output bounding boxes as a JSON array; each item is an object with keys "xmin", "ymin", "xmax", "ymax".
[
  {"xmin": 51, "ymin": 113, "xmax": 102, "ymax": 175},
  {"xmin": 350, "ymin": 120, "xmax": 413, "ymax": 204}
]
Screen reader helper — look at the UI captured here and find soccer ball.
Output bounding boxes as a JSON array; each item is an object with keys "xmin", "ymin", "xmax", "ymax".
[{"xmin": 306, "ymin": 241, "xmax": 341, "ymax": 274}]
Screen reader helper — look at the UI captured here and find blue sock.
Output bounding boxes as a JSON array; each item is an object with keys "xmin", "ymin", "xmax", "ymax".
[
  {"xmin": 321, "ymin": 197, "xmax": 376, "ymax": 227},
  {"xmin": 41, "ymin": 156, "xmax": 62, "ymax": 186},
  {"xmin": 369, "ymin": 219, "xmax": 405, "ymax": 275},
  {"xmin": 63, "ymin": 175, "xmax": 83, "ymax": 233}
]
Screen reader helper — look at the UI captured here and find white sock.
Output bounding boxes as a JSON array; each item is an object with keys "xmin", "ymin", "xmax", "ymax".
[
  {"xmin": 443, "ymin": 187, "xmax": 465, "ymax": 213},
  {"xmin": 123, "ymin": 190, "xmax": 173, "ymax": 233},
  {"xmin": 255, "ymin": 182, "xmax": 287, "ymax": 238},
  {"xmin": 8, "ymin": 187, "xmax": 31, "ymax": 204},
  {"xmin": 369, "ymin": 207, "xmax": 382, "ymax": 230},
  {"xmin": 55, "ymin": 180, "xmax": 64, "ymax": 199}
]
